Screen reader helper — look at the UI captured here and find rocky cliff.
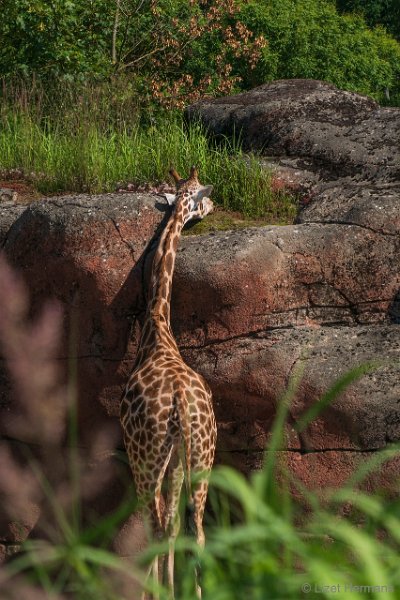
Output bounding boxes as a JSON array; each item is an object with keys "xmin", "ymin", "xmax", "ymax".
[{"xmin": 1, "ymin": 79, "xmax": 399, "ymax": 555}]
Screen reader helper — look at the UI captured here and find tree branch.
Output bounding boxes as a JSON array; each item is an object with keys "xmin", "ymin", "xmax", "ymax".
[
  {"xmin": 120, "ymin": 45, "xmax": 167, "ymax": 69},
  {"xmin": 112, "ymin": 0, "xmax": 121, "ymax": 65}
]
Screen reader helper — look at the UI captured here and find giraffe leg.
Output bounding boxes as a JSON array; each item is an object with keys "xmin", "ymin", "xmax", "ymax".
[
  {"xmin": 142, "ymin": 500, "xmax": 163, "ymax": 600},
  {"xmin": 192, "ymin": 480, "xmax": 209, "ymax": 599},
  {"xmin": 138, "ymin": 447, "xmax": 173, "ymax": 600},
  {"xmin": 193, "ymin": 480, "xmax": 208, "ymax": 548},
  {"xmin": 164, "ymin": 448, "xmax": 184, "ymax": 597},
  {"xmin": 141, "ymin": 556, "xmax": 159, "ymax": 600}
]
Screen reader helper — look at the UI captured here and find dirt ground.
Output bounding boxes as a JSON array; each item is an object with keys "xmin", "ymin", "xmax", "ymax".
[{"xmin": 0, "ymin": 178, "xmax": 43, "ymax": 204}]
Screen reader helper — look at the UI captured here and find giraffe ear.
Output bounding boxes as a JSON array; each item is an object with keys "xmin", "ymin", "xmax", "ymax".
[{"xmin": 161, "ymin": 193, "xmax": 177, "ymax": 206}]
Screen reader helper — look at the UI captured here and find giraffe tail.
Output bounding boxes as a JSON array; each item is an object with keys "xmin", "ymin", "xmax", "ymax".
[{"xmin": 174, "ymin": 387, "xmax": 193, "ymax": 506}]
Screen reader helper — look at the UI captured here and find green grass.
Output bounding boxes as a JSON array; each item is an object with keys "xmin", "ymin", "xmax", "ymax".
[{"xmin": 0, "ymin": 82, "xmax": 297, "ymax": 221}]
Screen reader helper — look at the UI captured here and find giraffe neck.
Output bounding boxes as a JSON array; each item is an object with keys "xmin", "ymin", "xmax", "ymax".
[
  {"xmin": 149, "ymin": 202, "xmax": 184, "ymax": 321},
  {"xmin": 135, "ymin": 202, "xmax": 185, "ymax": 364}
]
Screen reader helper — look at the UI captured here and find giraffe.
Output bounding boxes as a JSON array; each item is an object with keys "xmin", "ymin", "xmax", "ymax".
[{"xmin": 120, "ymin": 166, "xmax": 217, "ymax": 599}]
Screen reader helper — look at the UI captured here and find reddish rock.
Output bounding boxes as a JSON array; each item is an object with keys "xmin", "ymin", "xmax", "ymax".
[
  {"xmin": 173, "ymin": 222, "xmax": 398, "ymax": 347},
  {"xmin": 1, "ymin": 193, "xmax": 165, "ymax": 444},
  {"xmin": 1, "ymin": 79, "xmax": 399, "ymax": 548},
  {"xmin": 2, "ymin": 200, "xmax": 398, "ymax": 449},
  {"xmin": 183, "ymin": 325, "xmax": 400, "ymax": 456},
  {"xmin": 1, "ymin": 189, "xmax": 399, "ymax": 545},
  {"xmin": 275, "ymin": 451, "xmax": 400, "ymax": 498}
]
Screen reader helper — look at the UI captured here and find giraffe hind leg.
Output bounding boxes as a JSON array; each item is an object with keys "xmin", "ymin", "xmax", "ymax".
[
  {"xmin": 138, "ymin": 446, "xmax": 173, "ymax": 600},
  {"xmin": 164, "ymin": 446, "xmax": 184, "ymax": 598},
  {"xmin": 192, "ymin": 480, "xmax": 209, "ymax": 599},
  {"xmin": 141, "ymin": 500, "xmax": 163, "ymax": 600}
]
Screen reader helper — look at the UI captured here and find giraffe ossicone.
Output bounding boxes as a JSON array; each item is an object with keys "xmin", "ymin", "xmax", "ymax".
[{"xmin": 120, "ymin": 166, "xmax": 217, "ymax": 599}]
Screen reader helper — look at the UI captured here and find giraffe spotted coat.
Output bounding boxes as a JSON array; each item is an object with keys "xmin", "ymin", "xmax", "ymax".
[{"xmin": 120, "ymin": 167, "xmax": 217, "ymax": 597}]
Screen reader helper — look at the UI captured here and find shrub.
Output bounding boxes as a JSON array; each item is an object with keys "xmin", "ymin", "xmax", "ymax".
[
  {"xmin": 336, "ymin": 0, "xmax": 400, "ymax": 40},
  {"xmin": 239, "ymin": 0, "xmax": 400, "ymax": 100},
  {"xmin": 0, "ymin": 0, "xmax": 112, "ymax": 79},
  {"xmin": 1, "ymin": 1, "xmax": 400, "ymax": 107}
]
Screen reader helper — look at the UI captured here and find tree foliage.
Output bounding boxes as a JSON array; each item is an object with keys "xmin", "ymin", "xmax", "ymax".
[
  {"xmin": 0, "ymin": 0, "xmax": 112, "ymax": 78},
  {"xmin": 239, "ymin": 0, "xmax": 400, "ymax": 98},
  {"xmin": 335, "ymin": 0, "xmax": 400, "ymax": 40},
  {"xmin": 1, "ymin": 0, "xmax": 400, "ymax": 106}
]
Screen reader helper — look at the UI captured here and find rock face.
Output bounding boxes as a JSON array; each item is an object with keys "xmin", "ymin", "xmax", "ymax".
[
  {"xmin": 0, "ymin": 201, "xmax": 25, "ymax": 247},
  {"xmin": 1, "ymin": 79, "xmax": 400, "ymax": 549},
  {"xmin": 182, "ymin": 78, "xmax": 400, "ymax": 477},
  {"xmin": 182, "ymin": 78, "xmax": 400, "ymax": 488},
  {"xmin": 185, "ymin": 79, "xmax": 400, "ymax": 182},
  {"xmin": 1, "ymin": 194, "xmax": 168, "ymax": 444}
]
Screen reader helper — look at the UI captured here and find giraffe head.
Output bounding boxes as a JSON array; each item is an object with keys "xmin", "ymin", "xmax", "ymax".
[{"xmin": 162, "ymin": 166, "xmax": 214, "ymax": 224}]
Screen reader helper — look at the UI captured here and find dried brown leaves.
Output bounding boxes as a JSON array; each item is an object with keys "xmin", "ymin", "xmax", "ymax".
[{"xmin": 136, "ymin": 1, "xmax": 268, "ymax": 109}]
